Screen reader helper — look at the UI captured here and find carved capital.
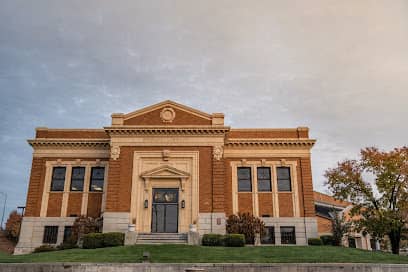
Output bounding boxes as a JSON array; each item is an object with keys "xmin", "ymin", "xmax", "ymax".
[
  {"xmin": 110, "ymin": 145, "xmax": 120, "ymax": 160},
  {"xmin": 213, "ymin": 145, "xmax": 224, "ymax": 161}
]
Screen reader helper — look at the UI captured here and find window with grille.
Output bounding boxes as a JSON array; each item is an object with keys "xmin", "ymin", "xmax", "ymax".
[
  {"xmin": 237, "ymin": 167, "xmax": 252, "ymax": 192},
  {"xmin": 257, "ymin": 167, "xmax": 271, "ymax": 192},
  {"xmin": 51, "ymin": 167, "xmax": 66, "ymax": 191},
  {"xmin": 70, "ymin": 167, "xmax": 85, "ymax": 191},
  {"xmin": 280, "ymin": 226, "xmax": 296, "ymax": 244},
  {"xmin": 43, "ymin": 226, "xmax": 58, "ymax": 244},
  {"xmin": 63, "ymin": 226, "xmax": 73, "ymax": 242},
  {"xmin": 261, "ymin": 226, "xmax": 275, "ymax": 244},
  {"xmin": 90, "ymin": 167, "xmax": 105, "ymax": 192},
  {"xmin": 277, "ymin": 167, "xmax": 292, "ymax": 192}
]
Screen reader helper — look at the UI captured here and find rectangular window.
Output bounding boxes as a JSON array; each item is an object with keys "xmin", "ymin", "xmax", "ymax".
[
  {"xmin": 277, "ymin": 167, "xmax": 292, "ymax": 192},
  {"xmin": 370, "ymin": 239, "xmax": 377, "ymax": 251},
  {"xmin": 70, "ymin": 167, "xmax": 85, "ymax": 191},
  {"xmin": 51, "ymin": 167, "xmax": 66, "ymax": 191},
  {"xmin": 43, "ymin": 226, "xmax": 58, "ymax": 244},
  {"xmin": 90, "ymin": 167, "xmax": 105, "ymax": 192},
  {"xmin": 237, "ymin": 167, "xmax": 252, "ymax": 192},
  {"xmin": 63, "ymin": 226, "xmax": 73, "ymax": 243},
  {"xmin": 257, "ymin": 167, "xmax": 271, "ymax": 192},
  {"xmin": 348, "ymin": 237, "xmax": 356, "ymax": 248},
  {"xmin": 261, "ymin": 226, "xmax": 275, "ymax": 244},
  {"xmin": 280, "ymin": 226, "xmax": 296, "ymax": 244}
]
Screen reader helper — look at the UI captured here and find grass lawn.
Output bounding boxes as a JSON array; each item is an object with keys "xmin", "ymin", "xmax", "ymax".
[{"xmin": 0, "ymin": 245, "xmax": 407, "ymax": 263}]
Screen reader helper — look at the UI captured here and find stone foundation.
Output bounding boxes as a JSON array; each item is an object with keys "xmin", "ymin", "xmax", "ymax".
[
  {"xmin": 198, "ymin": 213, "xmax": 226, "ymax": 235},
  {"xmin": 262, "ymin": 217, "xmax": 318, "ymax": 245},
  {"xmin": 102, "ymin": 212, "xmax": 130, "ymax": 233},
  {"xmin": 14, "ymin": 217, "xmax": 77, "ymax": 255}
]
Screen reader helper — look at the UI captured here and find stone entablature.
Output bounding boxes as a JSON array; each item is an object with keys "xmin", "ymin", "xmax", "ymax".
[{"xmin": 16, "ymin": 100, "xmax": 317, "ymax": 254}]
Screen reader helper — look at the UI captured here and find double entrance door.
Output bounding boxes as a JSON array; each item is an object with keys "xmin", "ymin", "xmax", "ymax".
[{"xmin": 151, "ymin": 188, "xmax": 179, "ymax": 233}]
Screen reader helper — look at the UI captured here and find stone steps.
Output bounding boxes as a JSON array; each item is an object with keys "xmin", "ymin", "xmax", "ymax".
[{"xmin": 136, "ymin": 233, "xmax": 187, "ymax": 244}]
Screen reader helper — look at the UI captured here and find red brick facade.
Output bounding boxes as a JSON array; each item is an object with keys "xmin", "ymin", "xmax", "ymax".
[{"xmin": 18, "ymin": 101, "xmax": 317, "ymax": 252}]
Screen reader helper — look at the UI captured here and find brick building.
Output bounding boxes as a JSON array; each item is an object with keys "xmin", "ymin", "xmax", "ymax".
[
  {"xmin": 15, "ymin": 100, "xmax": 318, "ymax": 253},
  {"xmin": 314, "ymin": 191, "xmax": 378, "ymax": 250}
]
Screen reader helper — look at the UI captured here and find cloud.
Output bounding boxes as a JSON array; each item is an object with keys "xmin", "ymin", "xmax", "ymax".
[{"xmin": 0, "ymin": 0, "xmax": 407, "ymax": 219}]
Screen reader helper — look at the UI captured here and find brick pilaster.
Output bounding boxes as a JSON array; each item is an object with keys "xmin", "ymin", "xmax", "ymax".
[{"xmin": 212, "ymin": 157, "xmax": 225, "ymax": 212}]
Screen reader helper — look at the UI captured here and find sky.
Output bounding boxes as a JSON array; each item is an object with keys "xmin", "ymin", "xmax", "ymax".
[{"xmin": 0, "ymin": 0, "xmax": 407, "ymax": 223}]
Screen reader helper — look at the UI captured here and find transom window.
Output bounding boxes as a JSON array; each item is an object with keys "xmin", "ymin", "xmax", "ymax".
[
  {"xmin": 90, "ymin": 167, "xmax": 105, "ymax": 192},
  {"xmin": 51, "ymin": 167, "xmax": 66, "ymax": 191},
  {"xmin": 43, "ymin": 226, "xmax": 58, "ymax": 244},
  {"xmin": 261, "ymin": 226, "xmax": 275, "ymax": 244},
  {"xmin": 257, "ymin": 167, "xmax": 271, "ymax": 192},
  {"xmin": 280, "ymin": 226, "xmax": 296, "ymax": 244},
  {"xmin": 277, "ymin": 167, "xmax": 292, "ymax": 192},
  {"xmin": 70, "ymin": 167, "xmax": 85, "ymax": 191},
  {"xmin": 237, "ymin": 167, "xmax": 252, "ymax": 192}
]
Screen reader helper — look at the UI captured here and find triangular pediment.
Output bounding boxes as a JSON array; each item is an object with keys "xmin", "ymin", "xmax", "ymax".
[
  {"xmin": 111, "ymin": 100, "xmax": 224, "ymax": 126},
  {"xmin": 140, "ymin": 165, "xmax": 190, "ymax": 179}
]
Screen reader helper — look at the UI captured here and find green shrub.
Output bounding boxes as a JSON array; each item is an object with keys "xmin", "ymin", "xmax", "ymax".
[
  {"xmin": 33, "ymin": 245, "xmax": 57, "ymax": 253},
  {"xmin": 202, "ymin": 234, "xmax": 224, "ymax": 246},
  {"xmin": 224, "ymin": 234, "xmax": 245, "ymax": 247},
  {"xmin": 57, "ymin": 241, "xmax": 78, "ymax": 250},
  {"xmin": 308, "ymin": 238, "xmax": 323, "ymax": 246},
  {"xmin": 320, "ymin": 235, "xmax": 334, "ymax": 246},
  {"xmin": 82, "ymin": 233, "xmax": 104, "ymax": 249},
  {"xmin": 103, "ymin": 232, "xmax": 125, "ymax": 247}
]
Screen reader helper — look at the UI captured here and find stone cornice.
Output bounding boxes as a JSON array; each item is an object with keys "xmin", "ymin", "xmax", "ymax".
[
  {"xmin": 28, "ymin": 139, "xmax": 110, "ymax": 149},
  {"xmin": 104, "ymin": 126, "xmax": 230, "ymax": 136},
  {"xmin": 225, "ymin": 139, "xmax": 316, "ymax": 148}
]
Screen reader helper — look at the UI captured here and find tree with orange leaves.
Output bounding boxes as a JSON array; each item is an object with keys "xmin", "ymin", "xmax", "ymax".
[
  {"xmin": 325, "ymin": 146, "xmax": 408, "ymax": 254},
  {"xmin": 5, "ymin": 210, "xmax": 22, "ymax": 242}
]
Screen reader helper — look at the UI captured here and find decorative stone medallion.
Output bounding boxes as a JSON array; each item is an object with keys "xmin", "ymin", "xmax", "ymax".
[{"xmin": 160, "ymin": 107, "xmax": 176, "ymax": 123}]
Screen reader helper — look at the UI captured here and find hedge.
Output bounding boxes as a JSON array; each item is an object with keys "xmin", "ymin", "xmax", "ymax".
[
  {"xmin": 320, "ymin": 235, "xmax": 334, "ymax": 246},
  {"xmin": 103, "ymin": 232, "xmax": 125, "ymax": 247},
  {"xmin": 224, "ymin": 234, "xmax": 245, "ymax": 247},
  {"xmin": 308, "ymin": 238, "xmax": 323, "ymax": 246},
  {"xmin": 83, "ymin": 233, "xmax": 104, "ymax": 249},
  {"xmin": 202, "ymin": 234, "xmax": 224, "ymax": 246},
  {"xmin": 33, "ymin": 245, "xmax": 57, "ymax": 253},
  {"xmin": 83, "ymin": 232, "xmax": 125, "ymax": 249}
]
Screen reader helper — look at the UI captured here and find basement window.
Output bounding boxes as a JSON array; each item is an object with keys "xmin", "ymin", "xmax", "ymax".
[
  {"xmin": 43, "ymin": 226, "xmax": 58, "ymax": 244},
  {"xmin": 63, "ymin": 226, "xmax": 73, "ymax": 243},
  {"xmin": 280, "ymin": 226, "xmax": 296, "ymax": 244},
  {"xmin": 261, "ymin": 226, "xmax": 275, "ymax": 244}
]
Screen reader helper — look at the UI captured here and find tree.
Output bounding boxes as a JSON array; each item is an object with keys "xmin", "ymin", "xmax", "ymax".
[
  {"xmin": 324, "ymin": 146, "xmax": 408, "ymax": 254},
  {"xmin": 331, "ymin": 210, "xmax": 351, "ymax": 246},
  {"xmin": 5, "ymin": 210, "xmax": 22, "ymax": 242},
  {"xmin": 226, "ymin": 213, "xmax": 265, "ymax": 244}
]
